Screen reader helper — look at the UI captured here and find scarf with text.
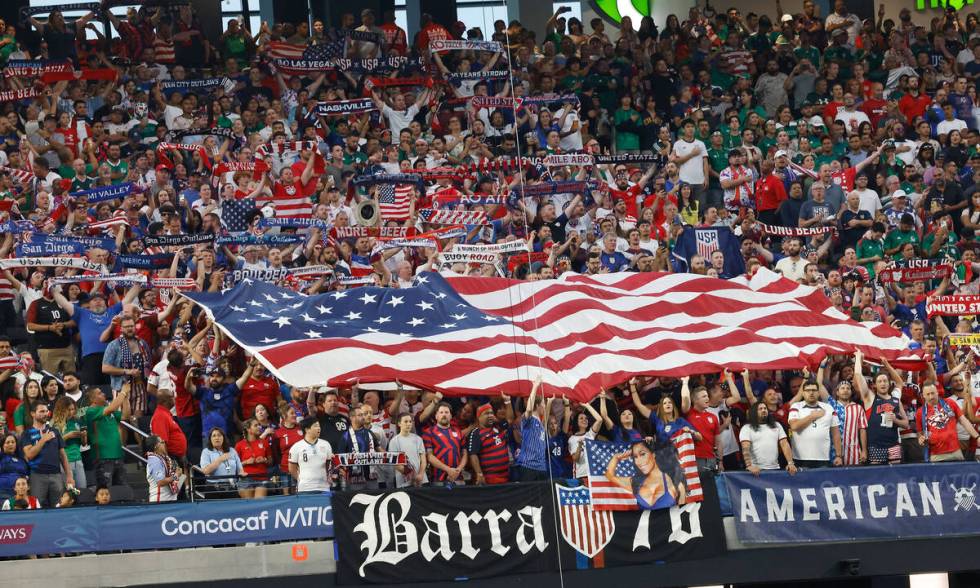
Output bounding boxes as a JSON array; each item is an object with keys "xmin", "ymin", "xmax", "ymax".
[
  {"xmin": 161, "ymin": 77, "xmax": 236, "ymax": 93},
  {"xmin": 50, "ymin": 273, "xmax": 146, "ymax": 286},
  {"xmin": 116, "ymin": 253, "xmax": 174, "ymax": 270},
  {"xmin": 429, "ymin": 39, "xmax": 502, "ymax": 53},
  {"xmin": 594, "ymin": 153, "xmax": 663, "ymax": 164},
  {"xmin": 156, "ymin": 142, "xmax": 212, "ymax": 171},
  {"xmin": 0, "ymin": 88, "xmax": 39, "ymax": 103},
  {"xmin": 0, "ymin": 256, "xmax": 107, "ymax": 272},
  {"xmin": 143, "ymin": 233, "xmax": 216, "ymax": 247},
  {"xmin": 758, "ymin": 223, "xmax": 836, "ymax": 237},
  {"xmin": 878, "ymin": 259, "xmax": 952, "ymax": 284},
  {"xmin": 71, "ymin": 182, "xmax": 134, "ymax": 203},
  {"xmin": 926, "ymin": 295, "xmax": 980, "ymax": 318}
]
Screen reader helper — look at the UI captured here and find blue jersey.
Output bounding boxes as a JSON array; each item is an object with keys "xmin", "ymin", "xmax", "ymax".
[
  {"xmin": 515, "ymin": 415, "xmax": 548, "ymax": 471},
  {"xmin": 198, "ymin": 383, "xmax": 239, "ymax": 439}
]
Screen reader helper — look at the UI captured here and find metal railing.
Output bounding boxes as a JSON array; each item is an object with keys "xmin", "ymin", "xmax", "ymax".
[
  {"xmin": 188, "ymin": 468, "xmax": 292, "ymax": 502},
  {"xmin": 120, "ymin": 420, "xmax": 149, "ymax": 464}
]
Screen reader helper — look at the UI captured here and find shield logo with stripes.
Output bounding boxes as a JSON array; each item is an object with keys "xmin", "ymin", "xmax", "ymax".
[{"xmin": 555, "ymin": 484, "xmax": 615, "ymax": 559}]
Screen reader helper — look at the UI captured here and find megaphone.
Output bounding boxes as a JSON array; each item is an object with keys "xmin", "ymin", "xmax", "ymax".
[{"xmin": 354, "ymin": 199, "xmax": 380, "ymax": 227}]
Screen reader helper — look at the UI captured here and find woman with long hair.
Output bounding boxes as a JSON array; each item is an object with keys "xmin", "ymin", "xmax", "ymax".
[
  {"xmin": 235, "ymin": 418, "xmax": 271, "ymax": 498},
  {"xmin": 50, "ymin": 397, "xmax": 85, "ymax": 489},
  {"xmin": 568, "ymin": 401, "xmax": 603, "ymax": 482},
  {"xmin": 677, "ymin": 183, "xmax": 700, "ymax": 226},
  {"xmin": 0, "ymin": 433, "xmax": 28, "ymax": 501},
  {"xmin": 739, "ymin": 401, "xmax": 797, "ymax": 475},
  {"xmin": 605, "ymin": 439, "xmax": 683, "ymax": 509},
  {"xmin": 200, "ymin": 427, "xmax": 244, "ymax": 498},
  {"xmin": 629, "ymin": 377, "xmax": 699, "ymax": 442},
  {"xmin": 40, "ymin": 375, "xmax": 63, "ymax": 408},
  {"xmin": 388, "ymin": 413, "xmax": 428, "ymax": 488},
  {"xmin": 13, "ymin": 379, "xmax": 42, "ymax": 434}
]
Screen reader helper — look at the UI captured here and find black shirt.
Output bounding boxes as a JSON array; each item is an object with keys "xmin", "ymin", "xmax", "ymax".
[
  {"xmin": 27, "ymin": 298, "xmax": 72, "ymax": 349},
  {"xmin": 318, "ymin": 412, "xmax": 351, "ymax": 452}
]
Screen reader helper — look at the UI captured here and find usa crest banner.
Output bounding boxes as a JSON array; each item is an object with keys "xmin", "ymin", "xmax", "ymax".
[{"xmin": 333, "ymin": 481, "xmax": 725, "ymax": 584}]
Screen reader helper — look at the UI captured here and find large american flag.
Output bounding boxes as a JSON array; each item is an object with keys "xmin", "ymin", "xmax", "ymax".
[
  {"xmin": 182, "ymin": 268, "xmax": 922, "ymax": 402},
  {"xmin": 377, "ymin": 183, "xmax": 414, "ymax": 221}
]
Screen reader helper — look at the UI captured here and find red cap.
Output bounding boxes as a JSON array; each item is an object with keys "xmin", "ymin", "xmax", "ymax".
[{"xmin": 155, "ymin": 164, "xmax": 171, "ymax": 173}]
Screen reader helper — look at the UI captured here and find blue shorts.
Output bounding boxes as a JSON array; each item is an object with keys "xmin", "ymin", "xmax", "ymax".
[{"xmin": 238, "ymin": 478, "xmax": 267, "ymax": 490}]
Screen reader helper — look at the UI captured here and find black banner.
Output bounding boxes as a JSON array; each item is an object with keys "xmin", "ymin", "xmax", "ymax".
[{"xmin": 333, "ymin": 481, "xmax": 725, "ymax": 585}]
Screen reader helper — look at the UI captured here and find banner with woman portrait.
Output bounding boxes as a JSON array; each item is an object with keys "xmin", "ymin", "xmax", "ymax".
[{"xmin": 584, "ymin": 436, "xmax": 700, "ymax": 511}]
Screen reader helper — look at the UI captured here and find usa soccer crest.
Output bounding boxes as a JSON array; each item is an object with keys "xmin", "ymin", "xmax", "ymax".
[{"xmin": 555, "ymin": 484, "xmax": 615, "ymax": 558}]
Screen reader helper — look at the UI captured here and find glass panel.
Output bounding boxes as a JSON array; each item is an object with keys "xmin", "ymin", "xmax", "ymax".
[
  {"xmin": 456, "ymin": 5, "xmax": 509, "ymax": 37},
  {"xmin": 395, "ymin": 9, "xmax": 408, "ymax": 34},
  {"xmin": 221, "ymin": 0, "xmax": 244, "ymax": 12}
]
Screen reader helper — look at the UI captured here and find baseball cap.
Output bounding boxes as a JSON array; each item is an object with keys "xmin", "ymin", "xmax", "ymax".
[
  {"xmin": 155, "ymin": 164, "xmax": 171, "ymax": 173},
  {"xmin": 832, "ymin": 28, "xmax": 848, "ymax": 37},
  {"xmin": 893, "ymin": 189, "xmax": 908, "ymax": 199},
  {"xmin": 901, "ymin": 212, "xmax": 915, "ymax": 225},
  {"xmin": 808, "ymin": 115, "xmax": 826, "ymax": 127},
  {"xmin": 781, "ymin": 13, "xmax": 794, "ymax": 22},
  {"xmin": 774, "ymin": 149, "xmax": 788, "ymax": 158}
]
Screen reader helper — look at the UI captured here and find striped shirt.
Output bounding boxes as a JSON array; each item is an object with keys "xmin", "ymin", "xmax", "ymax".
[
  {"xmin": 423, "ymin": 424, "xmax": 463, "ymax": 482},
  {"xmin": 0, "ymin": 274, "xmax": 13, "ymax": 301},
  {"xmin": 153, "ymin": 37, "xmax": 176, "ymax": 63},
  {"xmin": 466, "ymin": 426, "xmax": 509, "ymax": 479},
  {"xmin": 515, "ymin": 415, "xmax": 547, "ymax": 472},
  {"xmin": 828, "ymin": 398, "xmax": 867, "ymax": 465}
]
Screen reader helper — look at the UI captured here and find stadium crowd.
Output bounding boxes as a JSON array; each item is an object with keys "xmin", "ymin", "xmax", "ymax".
[{"xmin": 1, "ymin": 0, "xmax": 980, "ymax": 511}]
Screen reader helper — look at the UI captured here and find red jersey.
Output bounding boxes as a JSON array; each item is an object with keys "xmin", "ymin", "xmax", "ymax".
[
  {"xmin": 916, "ymin": 400, "xmax": 962, "ymax": 456},
  {"xmin": 417, "ymin": 23, "xmax": 450, "ymax": 52},
  {"xmin": 274, "ymin": 425, "xmax": 304, "ymax": 471},
  {"xmin": 685, "ymin": 408, "xmax": 720, "ymax": 459},
  {"xmin": 235, "ymin": 437, "xmax": 272, "ymax": 479},
  {"xmin": 754, "ymin": 174, "xmax": 788, "ymax": 212},
  {"xmin": 150, "ymin": 405, "xmax": 187, "ymax": 458},
  {"xmin": 610, "ymin": 185, "xmax": 642, "ymax": 218},
  {"xmin": 261, "ymin": 179, "xmax": 315, "ymax": 219},
  {"xmin": 380, "ymin": 23, "xmax": 408, "ymax": 55},
  {"xmin": 899, "ymin": 93, "xmax": 931, "ymax": 125},
  {"xmin": 240, "ymin": 375, "xmax": 280, "ymax": 421},
  {"xmin": 860, "ymin": 99, "xmax": 887, "ymax": 129},
  {"xmin": 641, "ymin": 191, "xmax": 679, "ymax": 226}
]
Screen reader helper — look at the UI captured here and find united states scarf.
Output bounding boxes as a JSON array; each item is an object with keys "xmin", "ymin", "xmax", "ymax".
[
  {"xmin": 377, "ymin": 183, "xmax": 414, "ymax": 220},
  {"xmin": 183, "ymin": 268, "xmax": 921, "ymax": 403}
]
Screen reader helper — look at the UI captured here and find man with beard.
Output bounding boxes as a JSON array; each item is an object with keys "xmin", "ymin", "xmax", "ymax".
[
  {"xmin": 315, "ymin": 390, "xmax": 351, "ymax": 455},
  {"xmin": 54, "ymin": 284, "xmax": 140, "ymax": 386},
  {"xmin": 424, "ymin": 401, "xmax": 466, "ymax": 486},
  {"xmin": 101, "ymin": 316, "xmax": 152, "ymax": 418},
  {"xmin": 21, "ymin": 401, "xmax": 74, "ymax": 506},
  {"xmin": 467, "ymin": 403, "xmax": 511, "ymax": 485}
]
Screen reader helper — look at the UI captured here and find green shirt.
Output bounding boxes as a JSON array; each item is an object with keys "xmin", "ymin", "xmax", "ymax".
[
  {"xmin": 794, "ymin": 46, "xmax": 821, "ymax": 67},
  {"xmin": 84, "ymin": 405, "xmax": 123, "ymax": 461},
  {"xmin": 922, "ymin": 230, "xmax": 959, "ymax": 258},
  {"xmin": 343, "ymin": 151, "xmax": 367, "ymax": 166},
  {"xmin": 883, "ymin": 229, "xmax": 920, "ymax": 260},
  {"xmin": 856, "ymin": 237, "xmax": 884, "ymax": 277},
  {"xmin": 613, "ymin": 108, "xmax": 641, "ymax": 152},
  {"xmin": 58, "ymin": 419, "xmax": 83, "ymax": 463},
  {"xmin": 105, "ymin": 159, "xmax": 129, "ymax": 185}
]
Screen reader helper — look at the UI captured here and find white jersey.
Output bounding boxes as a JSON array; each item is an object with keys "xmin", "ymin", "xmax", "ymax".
[
  {"xmin": 739, "ymin": 423, "xmax": 787, "ymax": 470},
  {"xmin": 788, "ymin": 401, "xmax": 840, "ymax": 461},
  {"xmin": 289, "ymin": 438, "xmax": 333, "ymax": 492},
  {"xmin": 673, "ymin": 139, "xmax": 707, "ymax": 185}
]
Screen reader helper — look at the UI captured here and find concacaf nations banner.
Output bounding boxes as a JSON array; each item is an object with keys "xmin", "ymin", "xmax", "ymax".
[
  {"xmin": 725, "ymin": 462, "xmax": 980, "ymax": 543},
  {"xmin": 333, "ymin": 481, "xmax": 725, "ymax": 584}
]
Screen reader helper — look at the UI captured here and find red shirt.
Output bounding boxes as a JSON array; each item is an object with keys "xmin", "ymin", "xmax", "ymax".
[
  {"xmin": 240, "ymin": 375, "xmax": 280, "ymax": 421},
  {"xmin": 380, "ymin": 23, "xmax": 408, "ymax": 55},
  {"xmin": 754, "ymin": 174, "xmax": 788, "ymax": 212},
  {"xmin": 610, "ymin": 184, "xmax": 642, "ymax": 218},
  {"xmin": 235, "ymin": 437, "xmax": 272, "ymax": 479},
  {"xmin": 685, "ymin": 408, "xmax": 720, "ymax": 459},
  {"xmin": 860, "ymin": 99, "xmax": 887, "ymax": 129},
  {"xmin": 916, "ymin": 400, "xmax": 962, "ymax": 456},
  {"xmin": 150, "ymin": 405, "xmax": 187, "ymax": 458},
  {"xmin": 641, "ymin": 191, "xmax": 678, "ymax": 226},
  {"xmin": 168, "ymin": 366, "xmax": 198, "ymax": 418},
  {"xmin": 274, "ymin": 425, "xmax": 304, "ymax": 471},
  {"xmin": 899, "ymin": 93, "xmax": 931, "ymax": 125}
]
